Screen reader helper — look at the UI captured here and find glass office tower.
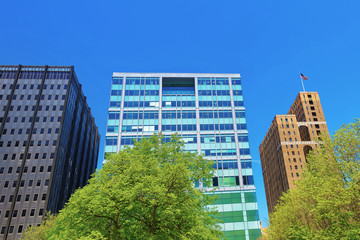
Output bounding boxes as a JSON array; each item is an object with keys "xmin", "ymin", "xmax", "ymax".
[{"xmin": 105, "ymin": 73, "xmax": 261, "ymax": 240}]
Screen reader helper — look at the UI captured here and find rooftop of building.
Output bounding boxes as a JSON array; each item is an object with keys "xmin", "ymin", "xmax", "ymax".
[{"xmin": 112, "ymin": 72, "xmax": 241, "ymax": 78}]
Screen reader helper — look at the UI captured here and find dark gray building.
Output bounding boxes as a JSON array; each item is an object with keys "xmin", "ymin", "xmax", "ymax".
[{"xmin": 0, "ymin": 65, "xmax": 100, "ymax": 239}]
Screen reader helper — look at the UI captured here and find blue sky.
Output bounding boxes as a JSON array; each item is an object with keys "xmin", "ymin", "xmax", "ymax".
[{"xmin": 1, "ymin": 0, "xmax": 359, "ymax": 226}]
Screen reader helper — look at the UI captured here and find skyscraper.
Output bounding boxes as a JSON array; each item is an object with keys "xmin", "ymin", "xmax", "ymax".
[
  {"xmin": 105, "ymin": 73, "xmax": 261, "ymax": 240},
  {"xmin": 259, "ymin": 92, "xmax": 329, "ymax": 213},
  {"xmin": 0, "ymin": 65, "xmax": 100, "ymax": 240}
]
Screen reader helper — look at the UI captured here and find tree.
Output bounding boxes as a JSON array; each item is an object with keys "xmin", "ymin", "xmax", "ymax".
[
  {"xmin": 41, "ymin": 134, "xmax": 222, "ymax": 239},
  {"xmin": 264, "ymin": 119, "xmax": 360, "ymax": 240},
  {"xmin": 21, "ymin": 213, "xmax": 56, "ymax": 240}
]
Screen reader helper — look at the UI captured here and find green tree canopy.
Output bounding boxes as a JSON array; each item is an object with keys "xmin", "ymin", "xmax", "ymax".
[
  {"xmin": 24, "ymin": 134, "xmax": 222, "ymax": 240},
  {"xmin": 264, "ymin": 119, "xmax": 360, "ymax": 240}
]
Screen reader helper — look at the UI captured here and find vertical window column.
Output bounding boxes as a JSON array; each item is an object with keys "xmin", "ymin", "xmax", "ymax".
[
  {"xmin": 229, "ymin": 77, "xmax": 244, "ymax": 187},
  {"xmin": 158, "ymin": 77, "xmax": 163, "ymax": 133}
]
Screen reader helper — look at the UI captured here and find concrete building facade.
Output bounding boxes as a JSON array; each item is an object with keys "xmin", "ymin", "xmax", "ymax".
[{"xmin": 0, "ymin": 65, "xmax": 100, "ymax": 239}]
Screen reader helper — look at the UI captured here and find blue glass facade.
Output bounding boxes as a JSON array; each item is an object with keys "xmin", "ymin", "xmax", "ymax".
[{"xmin": 105, "ymin": 73, "xmax": 261, "ymax": 240}]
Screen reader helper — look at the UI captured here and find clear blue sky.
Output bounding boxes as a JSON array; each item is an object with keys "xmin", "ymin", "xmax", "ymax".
[{"xmin": 1, "ymin": 0, "xmax": 359, "ymax": 227}]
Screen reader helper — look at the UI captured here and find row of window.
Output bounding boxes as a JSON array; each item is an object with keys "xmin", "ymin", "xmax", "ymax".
[
  {"xmin": 2, "ymin": 179, "xmax": 49, "ymax": 188},
  {"xmin": 1, "ymin": 116, "xmax": 61, "ymax": 124},
  {"xmin": 198, "ymin": 79, "xmax": 229, "ymax": 85},
  {"xmin": 111, "ymin": 90, "xmax": 243, "ymax": 97},
  {"xmin": 124, "ymin": 101, "xmax": 159, "ymax": 108},
  {"xmin": 125, "ymin": 90, "xmax": 159, "ymax": 96},
  {"xmin": 123, "ymin": 111, "xmax": 159, "ymax": 119},
  {"xmin": 200, "ymin": 124, "xmax": 234, "ymax": 131},
  {"xmin": 163, "ymin": 101, "xmax": 195, "ymax": 107},
  {"xmin": 2, "ymin": 127, "xmax": 59, "ymax": 136},
  {"xmin": 212, "ymin": 175, "xmax": 254, "ymax": 187},
  {"xmin": 126, "ymin": 78, "xmax": 159, "ymax": 85},
  {"xmin": 108, "ymin": 110, "xmax": 245, "ymax": 120},
  {"xmin": 107, "ymin": 124, "xmax": 246, "ymax": 135},
  {"xmin": 109, "ymin": 101, "xmax": 245, "ymax": 108},
  {"xmin": 0, "ymin": 139, "xmax": 57, "ymax": 148},
  {"xmin": 0, "ymin": 193, "xmax": 47, "ymax": 203},
  {"xmin": 198, "ymin": 101, "xmax": 244, "ymax": 107},
  {"xmin": 213, "ymin": 160, "xmax": 252, "ymax": 169},
  {"xmin": 0, "ymin": 94, "xmax": 65, "ymax": 101},
  {"xmin": 1, "ymin": 83, "xmax": 67, "ymax": 90},
  {"xmin": 0, "ymin": 166, "xmax": 52, "ymax": 174},
  {"xmin": 0, "ymin": 105, "xmax": 64, "ymax": 113},
  {"xmin": 2, "ymin": 152, "xmax": 55, "ymax": 160},
  {"xmin": 1, "ymin": 206, "xmax": 45, "ymax": 221},
  {"xmin": 203, "ymin": 148, "xmax": 250, "ymax": 156},
  {"xmin": 162, "ymin": 124, "xmax": 197, "ymax": 131}
]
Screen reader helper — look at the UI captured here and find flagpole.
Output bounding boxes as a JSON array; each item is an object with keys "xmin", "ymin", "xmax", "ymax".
[{"xmin": 300, "ymin": 72, "xmax": 305, "ymax": 92}]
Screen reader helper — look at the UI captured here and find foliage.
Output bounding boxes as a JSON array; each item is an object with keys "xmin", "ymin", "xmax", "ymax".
[
  {"xmin": 264, "ymin": 119, "xmax": 360, "ymax": 240},
  {"xmin": 20, "ymin": 213, "xmax": 56, "ymax": 240},
  {"xmin": 41, "ymin": 134, "xmax": 222, "ymax": 239}
]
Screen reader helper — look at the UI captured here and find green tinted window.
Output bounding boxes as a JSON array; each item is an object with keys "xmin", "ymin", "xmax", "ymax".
[
  {"xmin": 246, "ymin": 210, "xmax": 259, "ymax": 221},
  {"xmin": 224, "ymin": 230, "xmax": 246, "ymax": 240},
  {"xmin": 244, "ymin": 192, "xmax": 257, "ymax": 203},
  {"xmin": 248, "ymin": 229, "xmax": 262, "ymax": 240},
  {"xmin": 218, "ymin": 211, "xmax": 244, "ymax": 223}
]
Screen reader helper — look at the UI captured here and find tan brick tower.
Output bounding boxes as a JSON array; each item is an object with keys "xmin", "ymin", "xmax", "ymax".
[{"xmin": 259, "ymin": 92, "xmax": 329, "ymax": 213}]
